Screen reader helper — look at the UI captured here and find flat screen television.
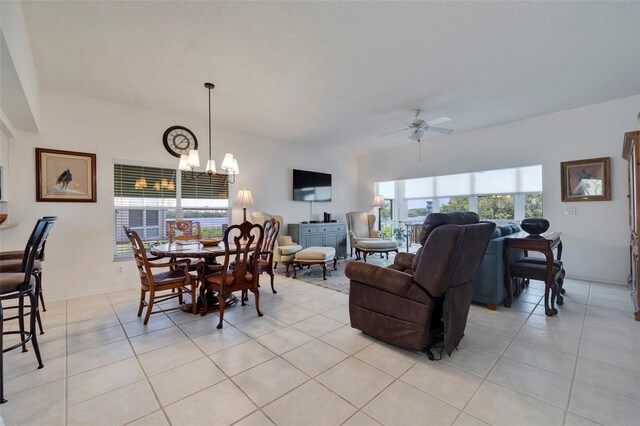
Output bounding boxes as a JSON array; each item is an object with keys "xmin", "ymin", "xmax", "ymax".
[{"xmin": 293, "ymin": 169, "xmax": 332, "ymax": 202}]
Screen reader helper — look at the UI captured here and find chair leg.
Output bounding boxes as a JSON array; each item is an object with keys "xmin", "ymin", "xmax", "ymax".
[
  {"xmin": 34, "ymin": 274, "xmax": 44, "ymax": 335},
  {"xmin": 269, "ymin": 270, "xmax": 277, "ymax": 294},
  {"xmin": 241, "ymin": 289, "xmax": 247, "ymax": 306},
  {"xmin": 273, "ymin": 262, "xmax": 278, "ymax": 269},
  {"xmin": 1, "ymin": 299, "xmax": 6, "ymax": 404},
  {"xmin": 28, "ymin": 291, "xmax": 43, "ymax": 369},
  {"xmin": 144, "ymin": 290, "xmax": 154, "ymax": 325},
  {"xmin": 199, "ymin": 282, "xmax": 208, "ymax": 316},
  {"xmin": 178, "ymin": 287, "xmax": 183, "ymax": 306},
  {"xmin": 251, "ymin": 289, "xmax": 263, "ymax": 317},
  {"xmin": 19, "ymin": 296, "xmax": 27, "ymax": 352},
  {"xmin": 137, "ymin": 289, "xmax": 145, "ymax": 317},
  {"xmin": 217, "ymin": 294, "xmax": 226, "ymax": 329},
  {"xmin": 191, "ymin": 285, "xmax": 197, "ymax": 315},
  {"xmin": 37, "ymin": 272, "xmax": 46, "ymax": 312}
]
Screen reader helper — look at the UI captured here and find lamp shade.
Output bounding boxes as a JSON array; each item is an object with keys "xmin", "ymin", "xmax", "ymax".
[
  {"xmin": 235, "ymin": 189, "xmax": 254, "ymax": 206},
  {"xmin": 178, "ymin": 154, "xmax": 190, "ymax": 171},
  {"xmin": 372, "ymin": 195, "xmax": 385, "ymax": 207},
  {"xmin": 221, "ymin": 153, "xmax": 234, "ymax": 171},
  {"xmin": 187, "ymin": 149, "xmax": 200, "ymax": 168},
  {"xmin": 231, "ymin": 159, "xmax": 239, "ymax": 175}
]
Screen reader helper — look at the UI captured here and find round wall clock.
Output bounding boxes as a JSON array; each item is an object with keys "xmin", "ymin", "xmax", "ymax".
[{"xmin": 163, "ymin": 126, "xmax": 198, "ymax": 158}]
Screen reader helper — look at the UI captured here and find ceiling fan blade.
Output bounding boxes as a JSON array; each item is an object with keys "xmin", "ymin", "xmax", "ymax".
[
  {"xmin": 426, "ymin": 116, "xmax": 452, "ymax": 126},
  {"xmin": 427, "ymin": 126, "xmax": 454, "ymax": 134},
  {"xmin": 379, "ymin": 128, "xmax": 409, "ymax": 137}
]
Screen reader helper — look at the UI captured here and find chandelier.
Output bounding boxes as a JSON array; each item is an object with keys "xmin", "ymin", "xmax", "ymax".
[{"xmin": 178, "ymin": 82, "xmax": 239, "ymax": 183}]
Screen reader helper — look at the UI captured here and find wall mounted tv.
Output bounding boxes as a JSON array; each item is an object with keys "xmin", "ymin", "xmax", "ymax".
[{"xmin": 293, "ymin": 169, "xmax": 332, "ymax": 202}]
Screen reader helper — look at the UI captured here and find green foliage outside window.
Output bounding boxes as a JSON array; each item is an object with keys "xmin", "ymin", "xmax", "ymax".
[
  {"xmin": 478, "ymin": 195, "xmax": 514, "ymax": 219},
  {"xmin": 440, "ymin": 197, "xmax": 470, "ymax": 213},
  {"xmin": 407, "ymin": 208, "xmax": 427, "ymax": 217},
  {"xmin": 525, "ymin": 193, "xmax": 543, "ymax": 218}
]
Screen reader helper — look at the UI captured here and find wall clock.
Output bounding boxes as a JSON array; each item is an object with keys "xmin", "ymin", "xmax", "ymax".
[{"xmin": 163, "ymin": 126, "xmax": 198, "ymax": 158}]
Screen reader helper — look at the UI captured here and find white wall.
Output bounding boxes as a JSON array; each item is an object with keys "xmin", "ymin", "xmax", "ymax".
[
  {"xmin": 0, "ymin": 1, "xmax": 40, "ymax": 132},
  {"xmin": 357, "ymin": 95, "xmax": 640, "ymax": 285},
  {"xmin": 4, "ymin": 88, "xmax": 357, "ymax": 300}
]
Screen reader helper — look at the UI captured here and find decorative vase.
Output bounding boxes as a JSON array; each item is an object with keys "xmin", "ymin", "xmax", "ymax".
[{"xmin": 520, "ymin": 218, "xmax": 550, "ymax": 235}]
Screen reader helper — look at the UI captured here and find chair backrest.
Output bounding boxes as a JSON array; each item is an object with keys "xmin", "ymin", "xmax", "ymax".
[
  {"xmin": 259, "ymin": 218, "xmax": 280, "ymax": 261},
  {"xmin": 167, "ymin": 220, "xmax": 201, "ymax": 243},
  {"xmin": 411, "ymin": 214, "xmax": 495, "ymax": 355},
  {"xmin": 18, "ymin": 218, "xmax": 56, "ymax": 289},
  {"xmin": 123, "ymin": 226, "xmax": 154, "ymax": 288},
  {"xmin": 251, "ymin": 212, "xmax": 285, "ymax": 243},
  {"xmin": 20, "ymin": 216, "xmax": 57, "ymax": 262},
  {"xmin": 220, "ymin": 221, "xmax": 264, "ymax": 291},
  {"xmin": 346, "ymin": 212, "xmax": 375, "ymax": 239}
]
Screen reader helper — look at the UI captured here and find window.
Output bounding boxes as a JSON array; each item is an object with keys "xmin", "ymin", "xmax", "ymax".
[
  {"xmin": 376, "ymin": 165, "xmax": 542, "ymax": 223},
  {"xmin": 478, "ymin": 194, "xmax": 515, "ymax": 220},
  {"xmin": 406, "ymin": 198, "xmax": 433, "ymax": 221},
  {"xmin": 525, "ymin": 193, "xmax": 543, "ymax": 218},
  {"xmin": 113, "ymin": 164, "xmax": 229, "ymax": 258},
  {"xmin": 439, "ymin": 197, "xmax": 469, "ymax": 213}
]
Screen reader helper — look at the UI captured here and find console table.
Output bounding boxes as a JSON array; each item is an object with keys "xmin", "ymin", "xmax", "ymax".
[
  {"xmin": 289, "ymin": 222, "xmax": 347, "ymax": 258},
  {"xmin": 503, "ymin": 231, "xmax": 563, "ymax": 316}
]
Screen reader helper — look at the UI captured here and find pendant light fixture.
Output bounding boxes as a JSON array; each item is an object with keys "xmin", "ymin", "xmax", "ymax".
[{"xmin": 179, "ymin": 82, "xmax": 238, "ymax": 183}]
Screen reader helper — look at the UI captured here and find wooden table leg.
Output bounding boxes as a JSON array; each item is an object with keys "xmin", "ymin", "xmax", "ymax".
[{"xmin": 544, "ymin": 251, "xmax": 558, "ymax": 316}]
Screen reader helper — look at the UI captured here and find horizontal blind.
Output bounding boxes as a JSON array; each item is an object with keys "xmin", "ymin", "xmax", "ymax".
[
  {"xmin": 114, "ymin": 164, "xmax": 178, "ymax": 258},
  {"xmin": 181, "ymin": 171, "xmax": 228, "ymax": 200}
]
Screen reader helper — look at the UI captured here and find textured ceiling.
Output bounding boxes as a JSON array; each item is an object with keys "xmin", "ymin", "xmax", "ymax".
[{"xmin": 22, "ymin": 1, "xmax": 640, "ymax": 152}]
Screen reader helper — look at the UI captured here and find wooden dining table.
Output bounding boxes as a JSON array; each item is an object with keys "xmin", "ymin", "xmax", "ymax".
[{"xmin": 150, "ymin": 241, "xmax": 241, "ymax": 315}]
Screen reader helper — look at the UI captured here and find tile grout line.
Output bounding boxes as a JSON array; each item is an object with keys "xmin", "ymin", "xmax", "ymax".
[{"xmin": 451, "ymin": 287, "xmax": 543, "ymax": 426}]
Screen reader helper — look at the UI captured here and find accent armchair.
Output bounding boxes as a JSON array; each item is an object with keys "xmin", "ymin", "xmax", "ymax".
[
  {"xmin": 345, "ymin": 212, "xmax": 495, "ymax": 356},
  {"xmin": 346, "ymin": 211, "xmax": 398, "ymax": 261},
  {"xmin": 251, "ymin": 212, "xmax": 302, "ymax": 273}
]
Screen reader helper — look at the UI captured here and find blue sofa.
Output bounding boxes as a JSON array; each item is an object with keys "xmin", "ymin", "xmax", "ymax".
[{"xmin": 473, "ymin": 224, "xmax": 524, "ymax": 309}]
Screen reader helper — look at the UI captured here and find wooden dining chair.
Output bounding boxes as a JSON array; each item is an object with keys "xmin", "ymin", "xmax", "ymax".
[
  {"xmin": 167, "ymin": 220, "xmax": 201, "ymax": 244},
  {"xmin": 124, "ymin": 226, "xmax": 198, "ymax": 324},
  {"xmin": 255, "ymin": 218, "xmax": 280, "ymax": 294},
  {"xmin": 203, "ymin": 221, "xmax": 264, "ymax": 329}
]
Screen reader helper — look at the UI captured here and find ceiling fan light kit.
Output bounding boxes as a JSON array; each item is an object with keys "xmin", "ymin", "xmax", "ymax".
[{"xmin": 380, "ymin": 109, "xmax": 454, "ymax": 164}]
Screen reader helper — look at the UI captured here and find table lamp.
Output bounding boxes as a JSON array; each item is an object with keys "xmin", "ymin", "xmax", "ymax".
[
  {"xmin": 235, "ymin": 189, "xmax": 254, "ymax": 222},
  {"xmin": 372, "ymin": 195, "xmax": 385, "ymax": 231}
]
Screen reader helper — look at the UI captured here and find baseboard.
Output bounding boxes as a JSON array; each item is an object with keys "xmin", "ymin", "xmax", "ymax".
[
  {"xmin": 565, "ymin": 274, "xmax": 626, "ymax": 286},
  {"xmin": 46, "ymin": 284, "xmax": 139, "ymax": 303}
]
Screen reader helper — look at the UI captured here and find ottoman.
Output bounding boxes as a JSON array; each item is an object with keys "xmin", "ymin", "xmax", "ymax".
[
  {"xmin": 292, "ymin": 246, "xmax": 337, "ymax": 280},
  {"xmin": 354, "ymin": 239, "xmax": 399, "ymax": 262}
]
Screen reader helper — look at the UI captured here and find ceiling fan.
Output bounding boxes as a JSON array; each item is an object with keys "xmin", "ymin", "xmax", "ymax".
[{"xmin": 380, "ymin": 109, "xmax": 453, "ymax": 164}]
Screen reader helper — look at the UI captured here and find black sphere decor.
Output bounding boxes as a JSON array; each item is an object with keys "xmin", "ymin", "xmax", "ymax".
[{"xmin": 520, "ymin": 218, "xmax": 550, "ymax": 235}]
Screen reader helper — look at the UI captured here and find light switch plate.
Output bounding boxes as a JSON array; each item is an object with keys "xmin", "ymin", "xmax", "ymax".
[{"xmin": 565, "ymin": 206, "xmax": 577, "ymax": 215}]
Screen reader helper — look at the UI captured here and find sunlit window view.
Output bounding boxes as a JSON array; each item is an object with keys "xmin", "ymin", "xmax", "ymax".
[{"xmin": 375, "ymin": 165, "xmax": 543, "ymax": 248}]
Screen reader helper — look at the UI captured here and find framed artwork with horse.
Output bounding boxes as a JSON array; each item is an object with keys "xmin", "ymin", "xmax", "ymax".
[{"xmin": 35, "ymin": 148, "xmax": 97, "ymax": 202}]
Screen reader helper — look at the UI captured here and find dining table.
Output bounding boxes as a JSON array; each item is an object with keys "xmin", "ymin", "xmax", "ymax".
[{"xmin": 150, "ymin": 241, "xmax": 240, "ymax": 315}]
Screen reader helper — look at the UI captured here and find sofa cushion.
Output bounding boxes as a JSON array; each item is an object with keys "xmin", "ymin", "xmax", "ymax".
[{"xmin": 278, "ymin": 244, "xmax": 302, "ymax": 255}]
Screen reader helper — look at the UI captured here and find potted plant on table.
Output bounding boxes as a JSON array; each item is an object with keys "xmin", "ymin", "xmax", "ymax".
[{"xmin": 392, "ymin": 227, "xmax": 407, "ymax": 245}]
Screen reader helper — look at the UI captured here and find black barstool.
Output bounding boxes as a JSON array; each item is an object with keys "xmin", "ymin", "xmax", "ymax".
[{"xmin": 1, "ymin": 218, "xmax": 54, "ymax": 404}]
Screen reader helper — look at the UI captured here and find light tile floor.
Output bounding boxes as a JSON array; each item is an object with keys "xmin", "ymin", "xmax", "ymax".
[{"xmin": 1, "ymin": 276, "xmax": 639, "ymax": 425}]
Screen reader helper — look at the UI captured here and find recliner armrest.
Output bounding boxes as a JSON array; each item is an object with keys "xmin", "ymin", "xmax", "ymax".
[{"xmin": 345, "ymin": 262, "xmax": 430, "ymax": 303}]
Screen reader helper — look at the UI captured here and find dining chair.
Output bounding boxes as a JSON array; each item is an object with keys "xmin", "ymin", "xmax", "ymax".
[
  {"xmin": 0, "ymin": 216, "xmax": 57, "ymax": 333},
  {"xmin": 167, "ymin": 220, "xmax": 202, "ymax": 244},
  {"xmin": 1, "ymin": 218, "xmax": 53, "ymax": 404},
  {"xmin": 124, "ymin": 226, "xmax": 198, "ymax": 324},
  {"xmin": 256, "ymin": 218, "xmax": 280, "ymax": 294},
  {"xmin": 203, "ymin": 221, "xmax": 264, "ymax": 329}
]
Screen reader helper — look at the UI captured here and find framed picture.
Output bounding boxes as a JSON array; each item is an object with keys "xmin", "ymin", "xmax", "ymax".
[
  {"xmin": 560, "ymin": 157, "xmax": 611, "ymax": 202},
  {"xmin": 36, "ymin": 148, "xmax": 97, "ymax": 202}
]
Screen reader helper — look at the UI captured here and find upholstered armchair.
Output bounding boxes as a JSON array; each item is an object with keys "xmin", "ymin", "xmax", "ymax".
[
  {"xmin": 345, "ymin": 212, "xmax": 495, "ymax": 356},
  {"xmin": 346, "ymin": 212, "xmax": 398, "ymax": 261},
  {"xmin": 250, "ymin": 212, "xmax": 302, "ymax": 272}
]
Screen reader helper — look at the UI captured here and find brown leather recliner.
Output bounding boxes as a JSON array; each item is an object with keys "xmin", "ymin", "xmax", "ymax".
[{"xmin": 345, "ymin": 212, "xmax": 495, "ymax": 356}]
